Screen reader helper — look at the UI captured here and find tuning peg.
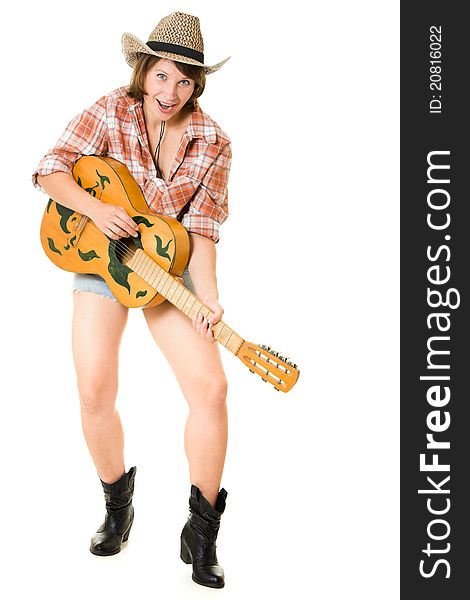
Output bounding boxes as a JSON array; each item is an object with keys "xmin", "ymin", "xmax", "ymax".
[
  {"xmin": 262, "ymin": 378, "xmax": 267, "ymax": 383},
  {"xmin": 249, "ymin": 369, "xmax": 254, "ymax": 374}
]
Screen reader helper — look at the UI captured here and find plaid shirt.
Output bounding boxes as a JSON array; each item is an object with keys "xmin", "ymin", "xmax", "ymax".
[{"xmin": 32, "ymin": 86, "xmax": 231, "ymax": 242}]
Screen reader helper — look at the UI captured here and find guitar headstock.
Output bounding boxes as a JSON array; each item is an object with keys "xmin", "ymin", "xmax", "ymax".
[{"xmin": 238, "ymin": 341, "xmax": 300, "ymax": 393}]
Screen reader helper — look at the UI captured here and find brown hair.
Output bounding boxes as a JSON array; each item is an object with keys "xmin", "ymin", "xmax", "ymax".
[{"xmin": 127, "ymin": 53, "xmax": 206, "ymax": 109}]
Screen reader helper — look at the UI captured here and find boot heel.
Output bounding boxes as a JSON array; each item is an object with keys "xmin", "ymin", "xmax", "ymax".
[
  {"xmin": 180, "ymin": 538, "xmax": 192, "ymax": 564},
  {"xmin": 122, "ymin": 520, "xmax": 133, "ymax": 542}
]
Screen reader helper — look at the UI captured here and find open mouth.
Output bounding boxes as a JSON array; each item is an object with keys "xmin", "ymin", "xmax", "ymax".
[{"xmin": 157, "ymin": 99, "xmax": 177, "ymax": 111}]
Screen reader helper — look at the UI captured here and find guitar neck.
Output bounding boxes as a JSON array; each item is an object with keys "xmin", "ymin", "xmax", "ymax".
[{"xmin": 127, "ymin": 250, "xmax": 244, "ymax": 356}]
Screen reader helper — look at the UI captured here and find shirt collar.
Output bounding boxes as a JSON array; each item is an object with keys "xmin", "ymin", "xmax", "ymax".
[{"xmin": 186, "ymin": 106, "xmax": 217, "ymax": 144}]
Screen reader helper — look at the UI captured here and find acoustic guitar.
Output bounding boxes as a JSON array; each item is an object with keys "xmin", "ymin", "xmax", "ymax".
[{"xmin": 40, "ymin": 156, "xmax": 299, "ymax": 393}]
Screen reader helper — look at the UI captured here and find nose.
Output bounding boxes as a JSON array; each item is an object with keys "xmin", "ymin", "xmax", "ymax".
[{"xmin": 163, "ymin": 79, "xmax": 179, "ymax": 101}]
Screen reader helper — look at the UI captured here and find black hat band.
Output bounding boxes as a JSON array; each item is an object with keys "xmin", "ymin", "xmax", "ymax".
[{"xmin": 146, "ymin": 41, "xmax": 204, "ymax": 64}]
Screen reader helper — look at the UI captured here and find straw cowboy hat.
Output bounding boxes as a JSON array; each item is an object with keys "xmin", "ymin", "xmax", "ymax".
[{"xmin": 122, "ymin": 12, "xmax": 230, "ymax": 74}]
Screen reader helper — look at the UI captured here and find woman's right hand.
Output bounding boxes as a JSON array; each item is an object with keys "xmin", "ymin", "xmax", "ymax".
[
  {"xmin": 36, "ymin": 172, "xmax": 139, "ymax": 240},
  {"xmin": 87, "ymin": 202, "xmax": 139, "ymax": 240}
]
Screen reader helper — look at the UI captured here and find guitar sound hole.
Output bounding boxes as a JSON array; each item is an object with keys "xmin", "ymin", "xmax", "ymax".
[{"xmin": 115, "ymin": 235, "xmax": 141, "ymax": 265}]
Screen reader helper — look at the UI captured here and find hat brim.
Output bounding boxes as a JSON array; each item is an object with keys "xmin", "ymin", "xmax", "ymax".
[{"xmin": 121, "ymin": 33, "xmax": 230, "ymax": 74}]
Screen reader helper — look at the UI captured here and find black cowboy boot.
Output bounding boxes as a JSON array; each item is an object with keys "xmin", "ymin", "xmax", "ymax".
[
  {"xmin": 180, "ymin": 484, "xmax": 228, "ymax": 588},
  {"xmin": 90, "ymin": 466, "xmax": 136, "ymax": 556}
]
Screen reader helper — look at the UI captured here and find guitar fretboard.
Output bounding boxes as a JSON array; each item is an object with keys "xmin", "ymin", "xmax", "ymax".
[{"xmin": 128, "ymin": 250, "xmax": 244, "ymax": 355}]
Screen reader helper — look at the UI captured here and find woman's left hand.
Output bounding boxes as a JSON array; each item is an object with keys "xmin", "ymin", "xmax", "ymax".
[{"xmin": 192, "ymin": 298, "xmax": 224, "ymax": 343}]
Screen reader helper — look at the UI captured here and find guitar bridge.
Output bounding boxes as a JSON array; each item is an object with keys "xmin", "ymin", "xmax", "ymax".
[{"xmin": 76, "ymin": 214, "xmax": 89, "ymax": 233}]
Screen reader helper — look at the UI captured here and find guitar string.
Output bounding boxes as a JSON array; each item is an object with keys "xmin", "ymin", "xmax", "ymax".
[{"xmin": 63, "ymin": 221, "xmax": 150, "ymax": 270}]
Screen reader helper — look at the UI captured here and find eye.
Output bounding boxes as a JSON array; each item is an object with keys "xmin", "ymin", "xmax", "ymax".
[
  {"xmin": 156, "ymin": 73, "xmax": 166, "ymax": 80},
  {"xmin": 179, "ymin": 79, "xmax": 192, "ymax": 86}
]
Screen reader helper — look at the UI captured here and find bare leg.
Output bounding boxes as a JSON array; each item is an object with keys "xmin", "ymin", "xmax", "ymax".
[
  {"xmin": 143, "ymin": 302, "xmax": 228, "ymax": 507},
  {"xmin": 72, "ymin": 291, "xmax": 129, "ymax": 484}
]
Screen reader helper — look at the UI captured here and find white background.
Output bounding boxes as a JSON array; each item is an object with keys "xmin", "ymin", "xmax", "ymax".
[{"xmin": 0, "ymin": 0, "xmax": 399, "ymax": 598}]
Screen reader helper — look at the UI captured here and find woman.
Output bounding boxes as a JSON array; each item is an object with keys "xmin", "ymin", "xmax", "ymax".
[{"xmin": 33, "ymin": 12, "xmax": 231, "ymax": 590}]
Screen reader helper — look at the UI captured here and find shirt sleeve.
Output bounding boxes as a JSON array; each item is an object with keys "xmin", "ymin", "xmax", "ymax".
[
  {"xmin": 32, "ymin": 95, "xmax": 109, "ymax": 192},
  {"xmin": 180, "ymin": 140, "xmax": 231, "ymax": 243}
]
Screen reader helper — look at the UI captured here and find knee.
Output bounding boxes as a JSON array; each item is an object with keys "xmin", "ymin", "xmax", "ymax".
[
  {"xmin": 78, "ymin": 376, "xmax": 117, "ymax": 415},
  {"xmin": 188, "ymin": 374, "xmax": 228, "ymax": 412}
]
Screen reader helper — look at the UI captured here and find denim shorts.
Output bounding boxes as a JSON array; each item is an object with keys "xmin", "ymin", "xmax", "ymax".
[{"xmin": 72, "ymin": 268, "xmax": 196, "ymax": 302}]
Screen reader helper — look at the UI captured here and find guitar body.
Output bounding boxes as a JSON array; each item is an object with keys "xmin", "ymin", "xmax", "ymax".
[{"xmin": 40, "ymin": 155, "xmax": 190, "ymax": 308}]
